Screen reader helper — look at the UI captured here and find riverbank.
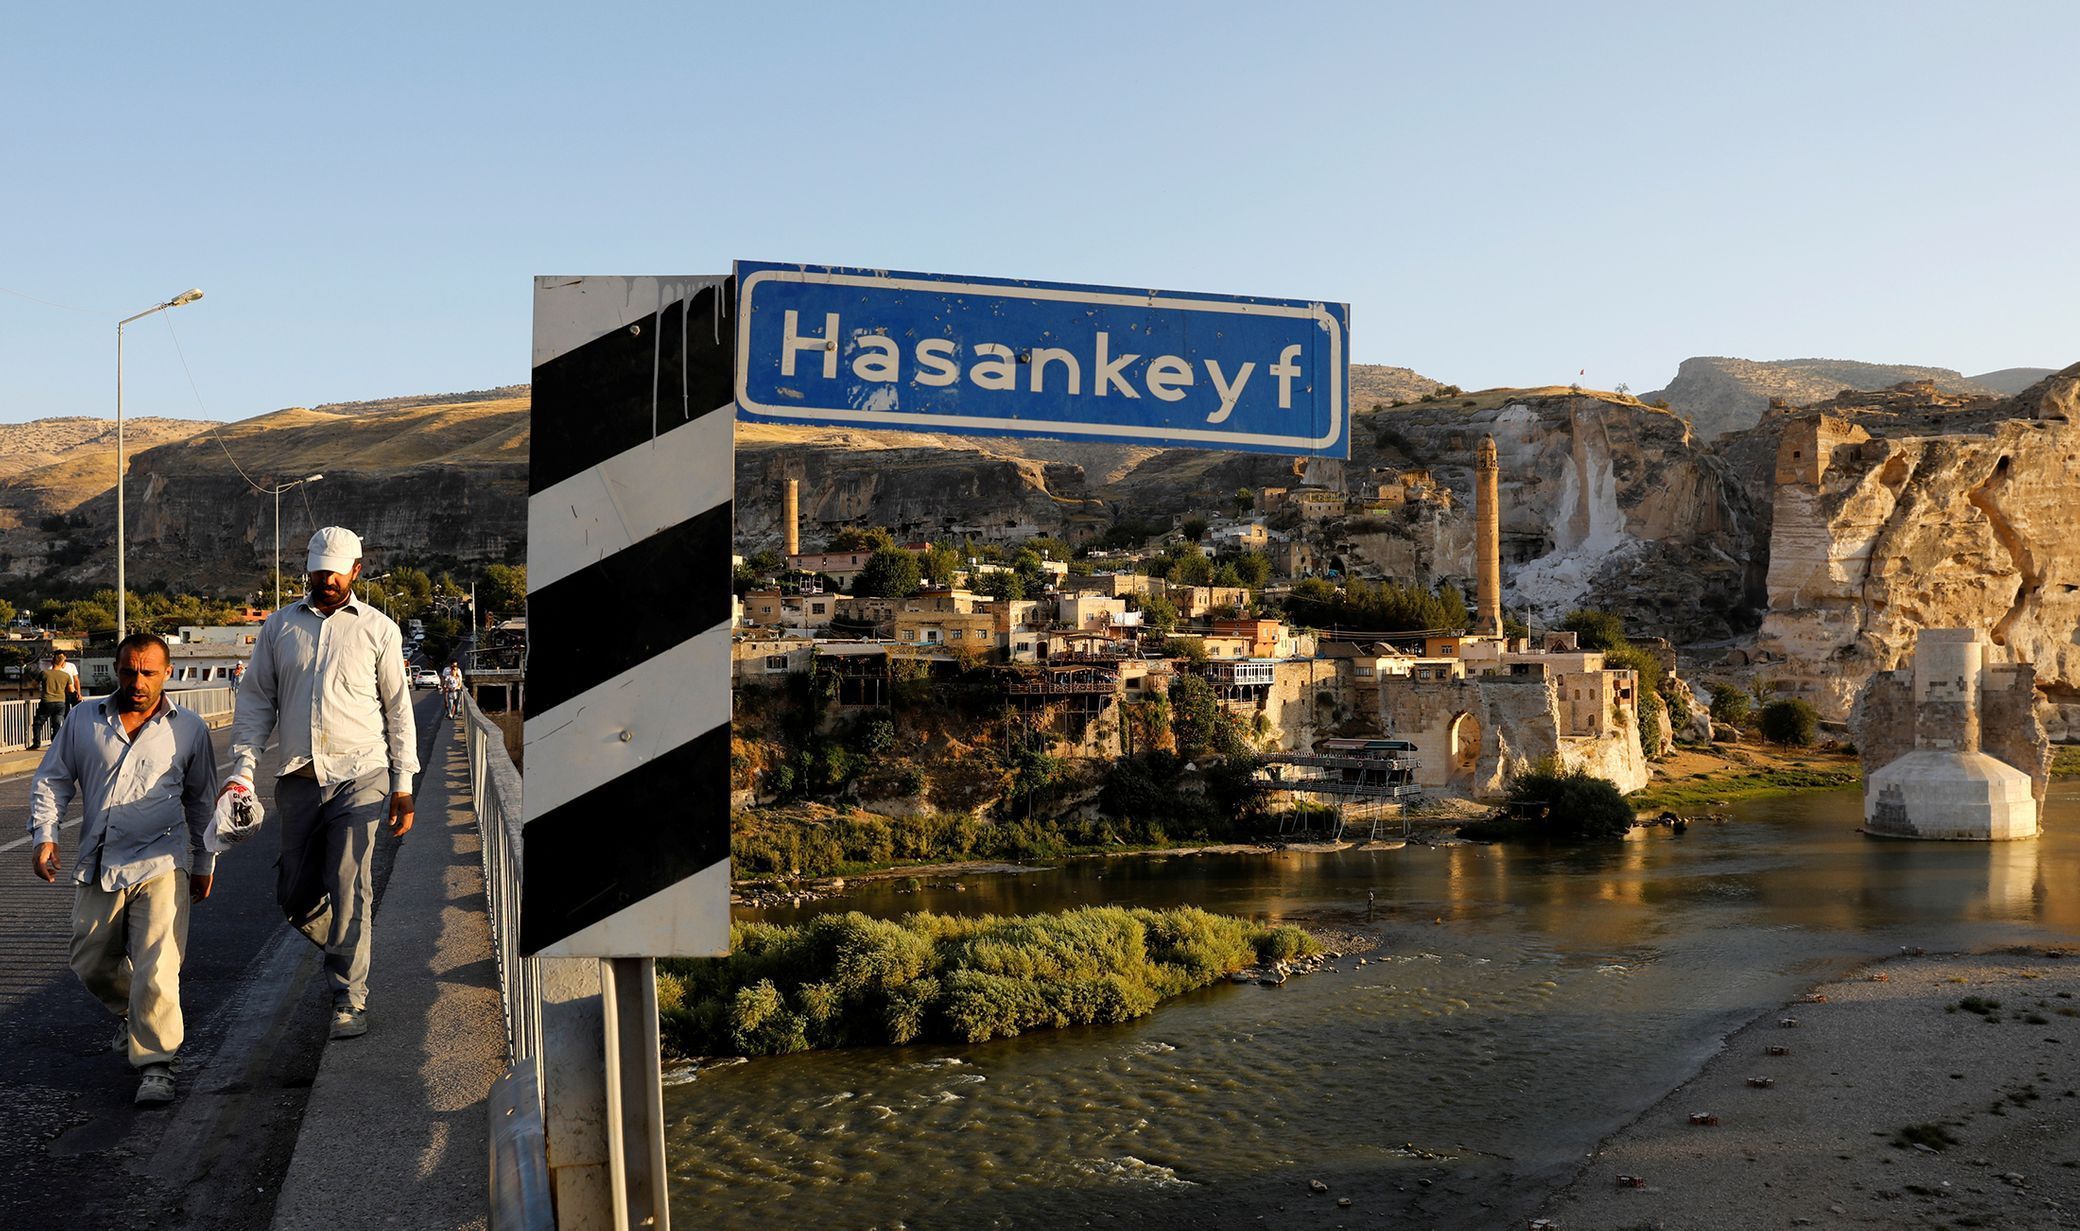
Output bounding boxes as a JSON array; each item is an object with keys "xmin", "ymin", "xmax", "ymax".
[
  {"xmin": 1538, "ymin": 947, "xmax": 2080, "ymax": 1230},
  {"xmin": 1630, "ymin": 743, "xmax": 1861, "ymax": 814}
]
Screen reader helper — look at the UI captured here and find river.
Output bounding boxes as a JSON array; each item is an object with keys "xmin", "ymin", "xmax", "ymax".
[{"xmin": 666, "ymin": 785, "xmax": 2080, "ymax": 1229}]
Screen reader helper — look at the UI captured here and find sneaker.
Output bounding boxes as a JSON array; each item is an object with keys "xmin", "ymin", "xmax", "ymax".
[
  {"xmin": 329, "ymin": 1007, "xmax": 368, "ymax": 1039},
  {"xmin": 134, "ymin": 1064, "xmax": 175, "ymax": 1106},
  {"xmin": 112, "ymin": 1018, "xmax": 129, "ymax": 1055}
]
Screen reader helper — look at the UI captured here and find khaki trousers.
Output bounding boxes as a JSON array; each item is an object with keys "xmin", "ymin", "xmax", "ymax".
[{"xmin": 70, "ymin": 870, "xmax": 191, "ymax": 1068}]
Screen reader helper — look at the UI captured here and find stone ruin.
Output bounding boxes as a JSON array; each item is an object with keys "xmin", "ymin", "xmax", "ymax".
[{"xmin": 1851, "ymin": 628, "xmax": 2047, "ymax": 841}]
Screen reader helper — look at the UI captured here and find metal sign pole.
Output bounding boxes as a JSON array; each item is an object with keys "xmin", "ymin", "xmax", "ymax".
[{"xmin": 600, "ymin": 958, "xmax": 669, "ymax": 1230}]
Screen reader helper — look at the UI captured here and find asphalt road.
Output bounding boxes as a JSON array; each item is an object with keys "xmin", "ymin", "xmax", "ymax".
[{"xmin": 0, "ymin": 688, "xmax": 448, "ymax": 1231}]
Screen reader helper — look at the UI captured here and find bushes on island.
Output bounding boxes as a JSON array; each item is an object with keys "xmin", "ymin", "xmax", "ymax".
[
  {"xmin": 1709, "ymin": 683, "xmax": 1753, "ymax": 728},
  {"xmin": 655, "ymin": 907, "xmax": 1321, "ymax": 1056},
  {"xmin": 1459, "ymin": 761, "xmax": 1634, "ymax": 842}
]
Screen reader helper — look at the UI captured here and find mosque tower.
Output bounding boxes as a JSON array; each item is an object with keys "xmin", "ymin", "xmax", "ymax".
[{"xmin": 1475, "ymin": 434, "xmax": 1504, "ymax": 638}]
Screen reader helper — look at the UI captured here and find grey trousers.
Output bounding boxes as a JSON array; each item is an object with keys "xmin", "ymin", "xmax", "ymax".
[{"xmin": 275, "ymin": 769, "xmax": 387, "ymax": 1011}]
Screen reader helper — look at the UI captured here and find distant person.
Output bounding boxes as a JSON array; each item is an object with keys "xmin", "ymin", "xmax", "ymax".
[
  {"xmin": 228, "ymin": 526, "xmax": 418, "ymax": 1042},
  {"xmin": 29, "ymin": 651, "xmax": 79, "ymax": 750},
  {"xmin": 27, "ymin": 632, "xmax": 219, "ymax": 1106},
  {"xmin": 58, "ymin": 652, "xmax": 81, "ymax": 715},
  {"xmin": 442, "ymin": 663, "xmax": 464, "ymax": 718}
]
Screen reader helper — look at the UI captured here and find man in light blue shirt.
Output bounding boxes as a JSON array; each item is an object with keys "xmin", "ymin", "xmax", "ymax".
[
  {"xmin": 28, "ymin": 632, "xmax": 218, "ymax": 1107},
  {"xmin": 228, "ymin": 526, "xmax": 418, "ymax": 1040}
]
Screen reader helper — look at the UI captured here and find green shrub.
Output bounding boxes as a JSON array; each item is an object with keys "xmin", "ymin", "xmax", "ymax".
[
  {"xmin": 1504, "ymin": 762, "xmax": 1634, "ymax": 840},
  {"xmin": 1709, "ymin": 683, "xmax": 1753, "ymax": 727},
  {"xmin": 1560, "ymin": 609, "xmax": 1627, "ymax": 652},
  {"xmin": 1759, "ymin": 698, "xmax": 1819, "ymax": 747},
  {"xmin": 658, "ymin": 907, "xmax": 1318, "ymax": 1057}
]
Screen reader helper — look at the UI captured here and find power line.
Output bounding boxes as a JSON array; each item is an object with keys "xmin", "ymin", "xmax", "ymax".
[
  {"xmin": 0, "ymin": 285, "xmax": 99, "ymax": 313},
  {"xmin": 159, "ymin": 312, "xmax": 272, "ymax": 496}
]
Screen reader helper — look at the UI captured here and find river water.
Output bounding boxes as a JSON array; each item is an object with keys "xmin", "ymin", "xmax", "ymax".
[{"xmin": 666, "ymin": 785, "xmax": 2080, "ymax": 1229}]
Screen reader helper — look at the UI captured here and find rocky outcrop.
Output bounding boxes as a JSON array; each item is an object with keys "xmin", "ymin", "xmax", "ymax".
[
  {"xmin": 1349, "ymin": 391, "xmax": 1758, "ymax": 642},
  {"xmin": 1755, "ymin": 367, "xmax": 2080, "ymax": 739},
  {"xmin": 1645, "ymin": 356, "xmax": 2012, "ymax": 441}
]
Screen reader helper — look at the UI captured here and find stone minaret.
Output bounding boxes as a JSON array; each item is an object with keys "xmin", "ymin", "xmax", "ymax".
[
  {"xmin": 783, "ymin": 478, "xmax": 800, "ymax": 559},
  {"xmin": 1474, "ymin": 434, "xmax": 1504, "ymax": 637}
]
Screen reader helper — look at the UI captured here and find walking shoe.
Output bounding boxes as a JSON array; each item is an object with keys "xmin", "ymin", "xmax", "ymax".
[
  {"xmin": 329, "ymin": 1007, "xmax": 368, "ymax": 1039},
  {"xmin": 134, "ymin": 1064, "xmax": 175, "ymax": 1106},
  {"xmin": 112, "ymin": 1017, "xmax": 129, "ymax": 1054}
]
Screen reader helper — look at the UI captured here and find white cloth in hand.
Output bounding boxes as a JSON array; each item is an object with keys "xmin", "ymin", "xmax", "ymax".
[{"xmin": 206, "ymin": 774, "xmax": 266, "ymax": 853}]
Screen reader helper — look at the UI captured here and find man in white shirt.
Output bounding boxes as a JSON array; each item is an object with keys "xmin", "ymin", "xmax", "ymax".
[{"xmin": 228, "ymin": 527, "xmax": 418, "ymax": 1040}]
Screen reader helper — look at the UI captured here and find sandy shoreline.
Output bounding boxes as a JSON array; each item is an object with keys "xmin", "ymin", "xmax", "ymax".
[{"xmin": 1537, "ymin": 947, "xmax": 2080, "ymax": 1230}]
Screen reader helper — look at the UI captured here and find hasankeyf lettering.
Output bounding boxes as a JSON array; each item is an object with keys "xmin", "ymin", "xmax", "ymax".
[{"xmin": 734, "ymin": 261, "xmax": 1350, "ymax": 458}]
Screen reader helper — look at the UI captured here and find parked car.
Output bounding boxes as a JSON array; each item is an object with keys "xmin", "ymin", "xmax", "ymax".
[{"xmin": 413, "ymin": 669, "xmax": 440, "ymax": 688}]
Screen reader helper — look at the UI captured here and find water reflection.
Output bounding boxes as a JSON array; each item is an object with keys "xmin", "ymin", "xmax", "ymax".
[{"xmin": 682, "ymin": 785, "xmax": 2080, "ymax": 1230}]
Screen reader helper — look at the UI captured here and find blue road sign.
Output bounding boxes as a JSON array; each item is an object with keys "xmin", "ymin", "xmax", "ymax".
[{"xmin": 734, "ymin": 261, "xmax": 1349, "ymax": 458}]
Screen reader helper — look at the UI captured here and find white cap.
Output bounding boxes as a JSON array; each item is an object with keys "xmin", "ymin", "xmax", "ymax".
[{"xmin": 307, "ymin": 526, "xmax": 363, "ymax": 575}]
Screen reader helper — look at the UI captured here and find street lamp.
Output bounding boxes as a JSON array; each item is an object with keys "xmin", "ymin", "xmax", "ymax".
[
  {"xmin": 115, "ymin": 288, "xmax": 204, "ymax": 641},
  {"xmin": 266, "ymin": 473, "xmax": 324, "ymax": 610}
]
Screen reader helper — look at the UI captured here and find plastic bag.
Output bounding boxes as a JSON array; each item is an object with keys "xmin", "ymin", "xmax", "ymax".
[{"xmin": 205, "ymin": 774, "xmax": 266, "ymax": 853}]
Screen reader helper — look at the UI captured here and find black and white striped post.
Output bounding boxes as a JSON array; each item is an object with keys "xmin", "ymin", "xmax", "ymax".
[{"xmin": 526, "ymin": 274, "xmax": 737, "ymax": 1230}]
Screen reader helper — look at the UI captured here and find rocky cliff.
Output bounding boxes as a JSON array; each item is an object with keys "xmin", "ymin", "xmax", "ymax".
[
  {"xmin": 1347, "ymin": 389, "xmax": 1758, "ymax": 642},
  {"xmin": 1753, "ymin": 366, "xmax": 2080, "ymax": 739},
  {"xmin": 1645, "ymin": 356, "xmax": 2013, "ymax": 441},
  {"xmin": 0, "ymin": 394, "xmax": 527, "ymax": 594}
]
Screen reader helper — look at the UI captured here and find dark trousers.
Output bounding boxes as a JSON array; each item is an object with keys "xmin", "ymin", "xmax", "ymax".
[
  {"xmin": 274, "ymin": 769, "xmax": 388, "ymax": 1011},
  {"xmin": 30, "ymin": 701, "xmax": 65, "ymax": 747}
]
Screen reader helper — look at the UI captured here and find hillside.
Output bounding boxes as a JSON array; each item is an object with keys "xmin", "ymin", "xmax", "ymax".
[
  {"xmin": 0, "ymin": 393, "xmax": 526, "ymax": 594},
  {"xmin": 0, "ymin": 416, "xmax": 212, "ymax": 490},
  {"xmin": 1644, "ymin": 356, "xmax": 2011, "ymax": 440},
  {"xmin": 1967, "ymin": 367, "xmax": 2058, "ymax": 396},
  {"xmin": 1349, "ymin": 364, "xmax": 1445, "ymax": 408}
]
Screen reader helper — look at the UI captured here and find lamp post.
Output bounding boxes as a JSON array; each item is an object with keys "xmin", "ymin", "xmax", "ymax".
[
  {"xmin": 266, "ymin": 474, "xmax": 325, "ymax": 610},
  {"xmin": 115, "ymin": 288, "xmax": 204, "ymax": 641}
]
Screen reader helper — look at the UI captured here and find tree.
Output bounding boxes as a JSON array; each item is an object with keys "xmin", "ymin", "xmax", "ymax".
[
  {"xmin": 1231, "ymin": 488, "xmax": 1255, "ymax": 516},
  {"xmin": 853, "ymin": 548, "xmax": 922, "ymax": 598},
  {"xmin": 1560, "ymin": 609, "xmax": 1627, "ymax": 652},
  {"xmin": 1011, "ymin": 548, "xmax": 1047, "ymax": 590},
  {"xmin": 1708, "ymin": 683, "xmax": 1753, "ymax": 727},
  {"xmin": 1165, "ymin": 636, "xmax": 1208, "ymax": 664},
  {"xmin": 1180, "ymin": 517, "xmax": 1210, "ymax": 542},
  {"xmin": 1024, "ymin": 535, "xmax": 1070, "ymax": 562},
  {"xmin": 1231, "ymin": 550, "xmax": 1272, "ymax": 589},
  {"xmin": 1137, "ymin": 592, "xmax": 1179, "ymax": 634},
  {"xmin": 1166, "ymin": 552, "xmax": 1212, "ymax": 587},
  {"xmin": 1506, "ymin": 763, "xmax": 1633, "ymax": 840},
  {"xmin": 826, "ymin": 526, "xmax": 895, "ymax": 554},
  {"xmin": 973, "ymin": 569, "xmax": 1024, "ymax": 601},
  {"xmin": 1210, "ymin": 563, "xmax": 1243, "ymax": 589},
  {"xmin": 920, "ymin": 543, "xmax": 962, "ymax": 588},
  {"xmin": 0, "ymin": 599, "xmax": 15, "ymax": 628},
  {"xmin": 480, "ymin": 563, "xmax": 526, "ymax": 617},
  {"xmin": 1759, "ymin": 699, "xmax": 1819, "ymax": 747}
]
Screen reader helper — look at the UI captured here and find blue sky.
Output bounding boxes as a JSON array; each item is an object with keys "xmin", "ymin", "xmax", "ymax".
[{"xmin": 3, "ymin": 2, "xmax": 2074, "ymax": 424}]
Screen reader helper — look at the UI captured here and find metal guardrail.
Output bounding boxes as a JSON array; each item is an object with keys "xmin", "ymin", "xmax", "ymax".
[
  {"xmin": 0, "ymin": 685, "xmax": 238, "ymax": 753},
  {"xmin": 465, "ymin": 695, "xmax": 540, "ymax": 1065},
  {"xmin": 463, "ymin": 695, "xmax": 553, "ymax": 1228}
]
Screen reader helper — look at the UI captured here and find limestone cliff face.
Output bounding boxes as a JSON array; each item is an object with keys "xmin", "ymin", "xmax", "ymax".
[
  {"xmin": 1353, "ymin": 391, "xmax": 1757, "ymax": 642},
  {"xmin": 1756, "ymin": 369, "xmax": 2080, "ymax": 737}
]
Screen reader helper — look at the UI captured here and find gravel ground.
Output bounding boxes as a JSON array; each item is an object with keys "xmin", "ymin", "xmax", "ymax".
[{"xmin": 1537, "ymin": 948, "xmax": 2080, "ymax": 1230}]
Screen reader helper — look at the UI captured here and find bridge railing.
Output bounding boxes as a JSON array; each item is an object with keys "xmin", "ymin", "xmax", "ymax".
[
  {"xmin": 463, "ymin": 694, "xmax": 554, "ymax": 1230},
  {"xmin": 0, "ymin": 684, "xmax": 239, "ymax": 754}
]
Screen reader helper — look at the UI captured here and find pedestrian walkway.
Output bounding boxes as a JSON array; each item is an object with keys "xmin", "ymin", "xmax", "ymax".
[
  {"xmin": 269, "ymin": 711, "xmax": 507, "ymax": 1231},
  {"xmin": 0, "ymin": 693, "xmax": 507, "ymax": 1231}
]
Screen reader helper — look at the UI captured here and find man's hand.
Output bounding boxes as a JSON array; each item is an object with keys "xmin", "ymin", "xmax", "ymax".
[
  {"xmin": 387, "ymin": 792, "xmax": 415, "ymax": 838},
  {"xmin": 32, "ymin": 842, "xmax": 59, "ymax": 882},
  {"xmin": 189, "ymin": 873, "xmax": 213, "ymax": 902}
]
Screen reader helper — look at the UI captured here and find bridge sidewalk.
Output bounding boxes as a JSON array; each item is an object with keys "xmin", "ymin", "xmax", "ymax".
[{"xmin": 269, "ymin": 711, "xmax": 509, "ymax": 1231}]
